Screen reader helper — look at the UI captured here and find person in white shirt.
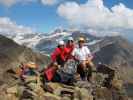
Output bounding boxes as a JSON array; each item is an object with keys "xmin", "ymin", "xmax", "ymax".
[{"xmin": 72, "ymin": 37, "xmax": 94, "ymax": 81}]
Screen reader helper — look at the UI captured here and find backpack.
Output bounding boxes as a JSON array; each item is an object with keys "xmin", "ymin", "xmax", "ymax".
[{"xmin": 58, "ymin": 59, "xmax": 77, "ymax": 84}]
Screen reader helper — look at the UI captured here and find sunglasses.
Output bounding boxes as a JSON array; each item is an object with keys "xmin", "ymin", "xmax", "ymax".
[
  {"xmin": 79, "ymin": 41, "xmax": 85, "ymax": 43},
  {"xmin": 68, "ymin": 40, "xmax": 73, "ymax": 42},
  {"xmin": 60, "ymin": 45, "xmax": 65, "ymax": 46}
]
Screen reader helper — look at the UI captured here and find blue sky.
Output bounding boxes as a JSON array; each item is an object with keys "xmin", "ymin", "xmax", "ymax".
[
  {"xmin": 105, "ymin": 0, "xmax": 133, "ymax": 9},
  {"xmin": 0, "ymin": 0, "xmax": 133, "ymax": 33},
  {"xmin": 0, "ymin": 2, "xmax": 66, "ymax": 32}
]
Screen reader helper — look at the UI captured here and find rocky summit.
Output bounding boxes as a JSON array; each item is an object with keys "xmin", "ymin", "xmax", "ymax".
[
  {"xmin": 0, "ymin": 69, "xmax": 130, "ymax": 100},
  {"xmin": 0, "ymin": 34, "xmax": 132, "ymax": 100}
]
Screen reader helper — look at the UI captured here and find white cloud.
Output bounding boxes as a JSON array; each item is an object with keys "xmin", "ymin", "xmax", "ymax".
[
  {"xmin": 57, "ymin": 0, "xmax": 133, "ymax": 36},
  {"xmin": 0, "ymin": 17, "xmax": 33, "ymax": 34},
  {"xmin": 0, "ymin": 0, "xmax": 60, "ymax": 7},
  {"xmin": 41, "ymin": 0, "xmax": 57, "ymax": 5},
  {"xmin": 0, "ymin": 0, "xmax": 37, "ymax": 7}
]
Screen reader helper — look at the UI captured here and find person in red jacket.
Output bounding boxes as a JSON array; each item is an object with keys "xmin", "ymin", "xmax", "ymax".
[
  {"xmin": 51, "ymin": 40, "xmax": 68, "ymax": 67},
  {"xmin": 65, "ymin": 37, "xmax": 75, "ymax": 60},
  {"xmin": 44, "ymin": 62, "xmax": 61, "ymax": 82}
]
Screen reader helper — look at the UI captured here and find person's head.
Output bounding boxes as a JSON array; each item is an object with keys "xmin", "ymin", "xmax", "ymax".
[
  {"xmin": 58, "ymin": 40, "xmax": 65, "ymax": 49},
  {"xmin": 78, "ymin": 37, "xmax": 85, "ymax": 47},
  {"xmin": 26, "ymin": 61, "xmax": 37, "ymax": 69},
  {"xmin": 52, "ymin": 62, "xmax": 59, "ymax": 70},
  {"xmin": 67, "ymin": 37, "xmax": 74, "ymax": 46}
]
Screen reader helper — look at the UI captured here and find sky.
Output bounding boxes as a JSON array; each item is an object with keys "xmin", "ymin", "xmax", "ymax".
[{"xmin": 0, "ymin": 0, "xmax": 133, "ymax": 39}]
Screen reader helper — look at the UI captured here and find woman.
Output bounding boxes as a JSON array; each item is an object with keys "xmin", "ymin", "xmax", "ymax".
[{"xmin": 72, "ymin": 37, "xmax": 94, "ymax": 81}]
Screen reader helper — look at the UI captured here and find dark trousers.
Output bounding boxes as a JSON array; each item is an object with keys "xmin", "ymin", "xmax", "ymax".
[
  {"xmin": 77, "ymin": 63, "xmax": 92, "ymax": 81},
  {"xmin": 56, "ymin": 55, "xmax": 65, "ymax": 67}
]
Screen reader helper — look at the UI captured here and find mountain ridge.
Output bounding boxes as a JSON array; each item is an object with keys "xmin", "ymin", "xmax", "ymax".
[
  {"xmin": 0, "ymin": 35, "xmax": 50, "ymax": 85},
  {"xmin": 1, "ymin": 30, "xmax": 133, "ymax": 83}
]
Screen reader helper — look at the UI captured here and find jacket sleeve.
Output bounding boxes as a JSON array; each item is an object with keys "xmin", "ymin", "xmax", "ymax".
[{"xmin": 51, "ymin": 49, "xmax": 59, "ymax": 62}]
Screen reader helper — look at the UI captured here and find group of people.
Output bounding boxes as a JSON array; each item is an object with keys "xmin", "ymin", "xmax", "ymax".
[
  {"xmin": 16, "ymin": 36, "xmax": 95, "ymax": 85},
  {"xmin": 14, "ymin": 36, "xmax": 117, "ymax": 89},
  {"xmin": 44, "ymin": 37, "xmax": 94, "ymax": 83}
]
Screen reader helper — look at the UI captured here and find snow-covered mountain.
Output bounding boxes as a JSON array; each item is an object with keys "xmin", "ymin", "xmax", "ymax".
[
  {"xmin": 35, "ymin": 30, "xmax": 101, "ymax": 54},
  {"xmin": 0, "ymin": 28, "xmax": 102, "ymax": 54},
  {"xmin": 0, "ymin": 32, "xmax": 42, "ymax": 48}
]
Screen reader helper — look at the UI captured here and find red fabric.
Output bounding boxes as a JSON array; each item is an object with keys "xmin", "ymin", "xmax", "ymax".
[
  {"xmin": 51, "ymin": 47, "xmax": 68, "ymax": 62},
  {"xmin": 44, "ymin": 67, "xmax": 56, "ymax": 81},
  {"xmin": 65, "ymin": 44, "xmax": 75, "ymax": 60}
]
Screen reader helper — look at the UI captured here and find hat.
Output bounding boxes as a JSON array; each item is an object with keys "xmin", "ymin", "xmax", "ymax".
[
  {"xmin": 26, "ymin": 62, "xmax": 37, "ymax": 69},
  {"xmin": 68, "ymin": 37, "xmax": 74, "ymax": 41},
  {"xmin": 78, "ymin": 37, "xmax": 85, "ymax": 42},
  {"xmin": 58, "ymin": 40, "xmax": 65, "ymax": 45}
]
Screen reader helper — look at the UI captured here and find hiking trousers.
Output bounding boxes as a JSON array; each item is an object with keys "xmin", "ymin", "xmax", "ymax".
[{"xmin": 77, "ymin": 61, "xmax": 92, "ymax": 81}]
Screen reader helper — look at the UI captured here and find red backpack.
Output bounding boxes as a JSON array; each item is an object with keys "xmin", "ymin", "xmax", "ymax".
[{"xmin": 44, "ymin": 67, "xmax": 56, "ymax": 81}]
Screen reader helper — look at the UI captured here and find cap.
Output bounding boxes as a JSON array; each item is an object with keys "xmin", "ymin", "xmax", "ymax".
[
  {"xmin": 58, "ymin": 40, "xmax": 65, "ymax": 45},
  {"xmin": 68, "ymin": 37, "xmax": 74, "ymax": 41}
]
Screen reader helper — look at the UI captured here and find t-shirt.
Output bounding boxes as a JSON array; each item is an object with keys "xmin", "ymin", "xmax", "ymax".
[{"xmin": 72, "ymin": 46, "xmax": 91, "ymax": 61}]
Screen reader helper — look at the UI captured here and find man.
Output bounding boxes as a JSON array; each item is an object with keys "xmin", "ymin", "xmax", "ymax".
[
  {"xmin": 72, "ymin": 37, "xmax": 94, "ymax": 81},
  {"xmin": 65, "ymin": 37, "xmax": 75, "ymax": 60},
  {"xmin": 51, "ymin": 40, "xmax": 68, "ymax": 67}
]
